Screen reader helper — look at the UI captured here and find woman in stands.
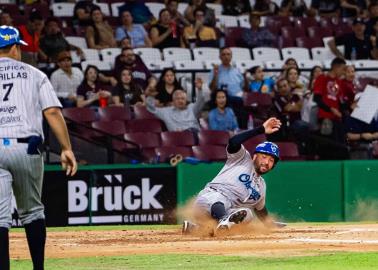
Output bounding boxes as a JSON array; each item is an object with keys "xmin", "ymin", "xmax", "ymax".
[
  {"xmin": 150, "ymin": 8, "xmax": 183, "ymax": 50},
  {"xmin": 85, "ymin": 6, "xmax": 117, "ymax": 49},
  {"xmin": 155, "ymin": 68, "xmax": 183, "ymax": 107},
  {"xmin": 112, "ymin": 67, "xmax": 145, "ymax": 107},
  {"xmin": 115, "ymin": 10, "xmax": 152, "ymax": 48},
  {"xmin": 208, "ymin": 89, "xmax": 239, "ymax": 135},
  {"xmin": 184, "ymin": 0, "xmax": 216, "ymax": 27},
  {"xmin": 308, "ymin": 65, "xmax": 323, "ymax": 91},
  {"xmin": 285, "ymin": 67, "xmax": 305, "ymax": 97},
  {"xmin": 77, "ymin": 65, "xmax": 112, "ymax": 108},
  {"xmin": 245, "ymin": 65, "xmax": 275, "ymax": 95}
]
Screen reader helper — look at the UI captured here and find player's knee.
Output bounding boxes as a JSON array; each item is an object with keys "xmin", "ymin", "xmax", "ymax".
[
  {"xmin": 18, "ymin": 208, "xmax": 45, "ymax": 226},
  {"xmin": 211, "ymin": 202, "xmax": 226, "ymax": 220}
]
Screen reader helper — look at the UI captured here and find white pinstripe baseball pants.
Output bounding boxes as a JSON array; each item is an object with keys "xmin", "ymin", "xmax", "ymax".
[{"xmin": 0, "ymin": 139, "xmax": 45, "ymax": 229}]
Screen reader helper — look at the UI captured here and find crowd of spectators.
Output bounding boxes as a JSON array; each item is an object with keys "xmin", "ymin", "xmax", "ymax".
[{"xmin": 1, "ymin": 0, "xmax": 378, "ymax": 161}]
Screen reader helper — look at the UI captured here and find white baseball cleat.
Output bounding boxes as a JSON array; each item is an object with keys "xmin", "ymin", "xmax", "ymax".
[
  {"xmin": 182, "ymin": 220, "xmax": 198, "ymax": 235},
  {"xmin": 216, "ymin": 209, "xmax": 248, "ymax": 231}
]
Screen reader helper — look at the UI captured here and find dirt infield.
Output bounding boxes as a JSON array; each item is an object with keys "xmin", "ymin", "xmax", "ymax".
[{"xmin": 10, "ymin": 223, "xmax": 378, "ymax": 260}]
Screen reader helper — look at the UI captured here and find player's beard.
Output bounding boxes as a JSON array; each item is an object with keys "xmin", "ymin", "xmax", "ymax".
[{"xmin": 253, "ymin": 159, "xmax": 271, "ymax": 175}]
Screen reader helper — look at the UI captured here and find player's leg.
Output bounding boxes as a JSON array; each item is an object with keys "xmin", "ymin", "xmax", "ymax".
[
  {"xmin": 216, "ymin": 208, "xmax": 254, "ymax": 231},
  {"xmin": 11, "ymin": 145, "xmax": 45, "ymax": 270},
  {"xmin": 0, "ymin": 168, "xmax": 13, "ymax": 270}
]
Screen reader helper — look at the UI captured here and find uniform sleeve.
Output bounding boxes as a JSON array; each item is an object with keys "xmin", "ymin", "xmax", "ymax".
[
  {"xmin": 226, "ymin": 144, "xmax": 248, "ymax": 163},
  {"xmin": 39, "ymin": 76, "xmax": 62, "ymax": 110}
]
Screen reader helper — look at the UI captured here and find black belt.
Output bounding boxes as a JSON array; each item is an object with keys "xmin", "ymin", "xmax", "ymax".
[{"xmin": 17, "ymin": 137, "xmax": 31, "ymax": 143}]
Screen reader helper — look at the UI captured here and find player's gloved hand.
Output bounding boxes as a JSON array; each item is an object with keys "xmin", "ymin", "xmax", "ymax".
[{"xmin": 61, "ymin": 150, "xmax": 78, "ymax": 176}]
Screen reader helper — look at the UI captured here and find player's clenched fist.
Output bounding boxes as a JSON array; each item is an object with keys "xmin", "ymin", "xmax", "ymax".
[{"xmin": 262, "ymin": 117, "xmax": 281, "ymax": 134}]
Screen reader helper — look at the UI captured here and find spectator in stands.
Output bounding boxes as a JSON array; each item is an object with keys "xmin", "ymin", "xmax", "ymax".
[
  {"xmin": 18, "ymin": 10, "xmax": 44, "ymax": 66},
  {"xmin": 328, "ymin": 17, "xmax": 376, "ymax": 60},
  {"xmin": 222, "ymin": 0, "xmax": 251, "ymax": 16},
  {"xmin": 340, "ymin": 65, "xmax": 358, "ymax": 115},
  {"xmin": 286, "ymin": 67, "xmax": 305, "ymax": 97},
  {"xmin": 118, "ymin": 0, "xmax": 155, "ymax": 27},
  {"xmin": 76, "ymin": 65, "xmax": 112, "ymax": 108},
  {"xmin": 340, "ymin": 0, "xmax": 368, "ymax": 18},
  {"xmin": 114, "ymin": 47, "xmax": 157, "ymax": 92},
  {"xmin": 209, "ymin": 47, "xmax": 246, "ymax": 128},
  {"xmin": 0, "ymin": 9, "xmax": 13, "ymax": 26},
  {"xmin": 245, "ymin": 66, "xmax": 275, "ymax": 94},
  {"xmin": 184, "ymin": 0, "xmax": 216, "ymax": 27},
  {"xmin": 301, "ymin": 66, "xmax": 323, "ymax": 130},
  {"xmin": 39, "ymin": 17, "xmax": 84, "ymax": 63},
  {"xmin": 145, "ymin": 78, "xmax": 205, "ymax": 132},
  {"xmin": 112, "ymin": 67, "xmax": 145, "ymax": 107},
  {"xmin": 366, "ymin": 2, "xmax": 378, "ymax": 35},
  {"xmin": 51, "ymin": 51, "xmax": 84, "ymax": 108},
  {"xmin": 241, "ymin": 14, "xmax": 276, "ymax": 48},
  {"xmin": 150, "ymin": 8, "xmax": 183, "ymax": 50},
  {"xmin": 115, "ymin": 11, "xmax": 152, "ymax": 48},
  {"xmin": 252, "ymin": 0, "xmax": 279, "ymax": 16},
  {"xmin": 208, "ymin": 89, "xmax": 239, "ymax": 134},
  {"xmin": 183, "ymin": 7, "xmax": 218, "ymax": 48},
  {"xmin": 155, "ymin": 68, "xmax": 183, "ymax": 107},
  {"xmin": 280, "ymin": 0, "xmax": 308, "ymax": 17},
  {"xmin": 73, "ymin": 0, "xmax": 99, "ymax": 28},
  {"xmin": 166, "ymin": 0, "xmax": 190, "ymax": 27},
  {"xmin": 308, "ymin": 0, "xmax": 340, "ymax": 17},
  {"xmin": 313, "ymin": 57, "xmax": 346, "ymax": 142},
  {"xmin": 280, "ymin": 58, "xmax": 309, "ymax": 87},
  {"xmin": 271, "ymin": 78, "xmax": 307, "ymax": 141},
  {"xmin": 86, "ymin": 6, "xmax": 117, "ymax": 49}
]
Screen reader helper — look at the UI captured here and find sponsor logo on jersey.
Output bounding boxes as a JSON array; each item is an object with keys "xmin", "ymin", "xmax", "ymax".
[{"xmin": 238, "ymin": 173, "xmax": 261, "ymax": 201}]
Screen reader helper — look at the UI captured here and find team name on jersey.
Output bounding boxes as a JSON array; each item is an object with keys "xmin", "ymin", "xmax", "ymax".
[{"xmin": 238, "ymin": 173, "xmax": 261, "ymax": 201}]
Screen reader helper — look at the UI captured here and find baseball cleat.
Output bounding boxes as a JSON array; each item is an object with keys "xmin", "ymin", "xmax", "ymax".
[
  {"xmin": 182, "ymin": 220, "xmax": 198, "ymax": 235},
  {"xmin": 216, "ymin": 209, "xmax": 247, "ymax": 231}
]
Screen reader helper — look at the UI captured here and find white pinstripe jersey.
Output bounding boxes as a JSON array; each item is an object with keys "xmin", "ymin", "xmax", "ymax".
[
  {"xmin": 0, "ymin": 57, "xmax": 61, "ymax": 139},
  {"xmin": 206, "ymin": 145, "xmax": 266, "ymax": 211}
]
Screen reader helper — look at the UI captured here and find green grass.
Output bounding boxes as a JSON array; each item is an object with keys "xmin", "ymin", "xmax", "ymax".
[{"xmin": 11, "ymin": 252, "xmax": 378, "ymax": 270}]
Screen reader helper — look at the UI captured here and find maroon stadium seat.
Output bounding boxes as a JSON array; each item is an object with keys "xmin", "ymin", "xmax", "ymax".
[
  {"xmin": 155, "ymin": 146, "xmax": 193, "ymax": 162},
  {"xmin": 293, "ymin": 17, "xmax": 318, "ymax": 29},
  {"xmin": 281, "ymin": 26, "xmax": 306, "ymax": 40},
  {"xmin": 125, "ymin": 119, "xmax": 163, "ymax": 133},
  {"xmin": 242, "ymin": 134, "xmax": 267, "ymax": 153},
  {"xmin": 91, "ymin": 120, "xmax": 126, "ymax": 136},
  {"xmin": 124, "ymin": 132, "xmax": 161, "ymax": 148},
  {"xmin": 296, "ymin": 36, "xmax": 323, "ymax": 49},
  {"xmin": 160, "ymin": 131, "xmax": 196, "ymax": 147},
  {"xmin": 276, "ymin": 142, "xmax": 303, "ymax": 160},
  {"xmin": 307, "ymin": 26, "xmax": 333, "ymax": 39},
  {"xmin": 62, "ymin": 107, "xmax": 97, "ymax": 123},
  {"xmin": 224, "ymin": 27, "xmax": 245, "ymax": 47},
  {"xmin": 133, "ymin": 104, "xmax": 159, "ymax": 119},
  {"xmin": 24, "ymin": 4, "xmax": 50, "ymax": 17},
  {"xmin": 198, "ymin": 130, "xmax": 230, "ymax": 146},
  {"xmin": 0, "ymin": 4, "xmax": 20, "ymax": 15},
  {"xmin": 281, "ymin": 36, "xmax": 295, "ymax": 48},
  {"xmin": 98, "ymin": 106, "xmax": 132, "ymax": 121},
  {"xmin": 192, "ymin": 145, "xmax": 227, "ymax": 161}
]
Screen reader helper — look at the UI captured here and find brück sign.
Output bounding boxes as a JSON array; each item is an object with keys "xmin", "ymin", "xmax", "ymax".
[{"xmin": 12, "ymin": 167, "xmax": 177, "ymax": 227}]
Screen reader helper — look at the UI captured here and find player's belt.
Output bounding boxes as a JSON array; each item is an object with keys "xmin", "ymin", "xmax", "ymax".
[{"xmin": 17, "ymin": 137, "xmax": 31, "ymax": 143}]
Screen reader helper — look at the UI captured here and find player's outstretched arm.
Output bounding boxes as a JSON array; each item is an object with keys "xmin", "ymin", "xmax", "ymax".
[
  {"xmin": 255, "ymin": 207, "xmax": 286, "ymax": 228},
  {"xmin": 43, "ymin": 107, "xmax": 78, "ymax": 176},
  {"xmin": 227, "ymin": 117, "xmax": 281, "ymax": 153}
]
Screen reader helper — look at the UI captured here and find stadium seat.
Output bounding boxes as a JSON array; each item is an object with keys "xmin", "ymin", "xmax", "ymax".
[
  {"xmin": 296, "ymin": 36, "xmax": 323, "ymax": 49},
  {"xmin": 192, "ymin": 47, "xmax": 220, "ymax": 61},
  {"xmin": 264, "ymin": 60, "xmax": 285, "ymax": 69},
  {"xmin": 155, "ymin": 146, "xmax": 193, "ymax": 163},
  {"xmin": 66, "ymin": 36, "xmax": 87, "ymax": 49},
  {"xmin": 238, "ymin": 15, "xmax": 250, "ymax": 28},
  {"xmin": 293, "ymin": 17, "xmax": 318, "ymax": 28},
  {"xmin": 311, "ymin": 47, "xmax": 336, "ymax": 61},
  {"xmin": 178, "ymin": 3, "xmax": 188, "ymax": 14},
  {"xmin": 198, "ymin": 130, "xmax": 230, "ymax": 146},
  {"xmin": 160, "ymin": 131, "xmax": 196, "ymax": 147},
  {"xmin": 51, "ymin": 3, "xmax": 75, "ymax": 17},
  {"xmin": 297, "ymin": 60, "xmax": 323, "ymax": 69},
  {"xmin": 307, "ymin": 26, "xmax": 333, "ymax": 39},
  {"xmin": 243, "ymin": 92, "xmax": 272, "ymax": 119},
  {"xmin": 217, "ymin": 15, "xmax": 239, "ymax": 28},
  {"xmin": 281, "ymin": 26, "xmax": 306, "ymax": 40},
  {"xmin": 353, "ymin": 60, "xmax": 378, "ymax": 68},
  {"xmin": 275, "ymin": 142, "xmax": 303, "ymax": 160},
  {"xmin": 111, "ymin": 2, "xmax": 124, "ymax": 17},
  {"xmin": 70, "ymin": 51, "xmax": 82, "ymax": 64},
  {"xmin": 91, "ymin": 120, "xmax": 126, "ymax": 137},
  {"xmin": 96, "ymin": 3, "xmax": 111, "ymax": 16},
  {"xmin": 207, "ymin": 3, "xmax": 223, "ymax": 16},
  {"xmin": 126, "ymin": 119, "xmax": 164, "ymax": 133},
  {"xmin": 98, "ymin": 106, "xmax": 132, "ymax": 122},
  {"xmin": 204, "ymin": 60, "xmax": 221, "ymax": 70},
  {"xmin": 252, "ymin": 47, "xmax": 281, "ymax": 61},
  {"xmin": 173, "ymin": 60, "xmax": 204, "ymax": 70},
  {"xmin": 234, "ymin": 60, "xmax": 264, "ymax": 73},
  {"xmin": 101, "ymin": 48, "xmax": 121, "ymax": 68},
  {"xmin": 124, "ymin": 132, "xmax": 161, "ymax": 148},
  {"xmin": 163, "ymin": 48, "xmax": 192, "ymax": 62},
  {"xmin": 145, "ymin": 60, "xmax": 173, "ymax": 70},
  {"xmin": 133, "ymin": 105, "xmax": 159, "ymax": 119},
  {"xmin": 281, "ymin": 36, "xmax": 296, "ymax": 48},
  {"xmin": 192, "ymin": 145, "xmax": 227, "ymax": 161},
  {"xmin": 82, "ymin": 49, "xmax": 100, "ymax": 61},
  {"xmin": 230, "ymin": 47, "xmax": 251, "ymax": 61},
  {"xmin": 24, "ymin": 4, "xmax": 50, "ymax": 17},
  {"xmin": 242, "ymin": 134, "xmax": 267, "ymax": 153},
  {"xmin": 224, "ymin": 27, "xmax": 246, "ymax": 47},
  {"xmin": 145, "ymin": 2, "xmax": 164, "ymax": 18},
  {"xmin": 81, "ymin": 60, "xmax": 112, "ymax": 71},
  {"xmin": 0, "ymin": 4, "xmax": 20, "ymax": 15},
  {"xmin": 62, "ymin": 107, "xmax": 97, "ymax": 123},
  {"xmin": 281, "ymin": 47, "xmax": 310, "ymax": 61},
  {"xmin": 134, "ymin": 48, "xmax": 162, "ymax": 62}
]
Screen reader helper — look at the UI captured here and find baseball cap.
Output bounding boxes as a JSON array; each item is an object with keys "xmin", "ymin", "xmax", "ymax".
[
  {"xmin": 353, "ymin": 17, "xmax": 365, "ymax": 25},
  {"xmin": 0, "ymin": 25, "xmax": 28, "ymax": 48}
]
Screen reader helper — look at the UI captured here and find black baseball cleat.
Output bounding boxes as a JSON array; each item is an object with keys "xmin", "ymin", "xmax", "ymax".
[
  {"xmin": 182, "ymin": 220, "xmax": 198, "ymax": 235},
  {"xmin": 216, "ymin": 209, "xmax": 248, "ymax": 231}
]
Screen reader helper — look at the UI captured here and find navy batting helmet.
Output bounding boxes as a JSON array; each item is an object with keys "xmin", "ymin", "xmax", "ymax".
[{"xmin": 254, "ymin": 141, "xmax": 280, "ymax": 164}]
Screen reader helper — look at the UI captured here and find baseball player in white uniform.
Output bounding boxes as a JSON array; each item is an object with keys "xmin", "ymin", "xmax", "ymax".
[
  {"xmin": 0, "ymin": 26, "xmax": 77, "ymax": 270},
  {"xmin": 183, "ymin": 117, "xmax": 283, "ymax": 234}
]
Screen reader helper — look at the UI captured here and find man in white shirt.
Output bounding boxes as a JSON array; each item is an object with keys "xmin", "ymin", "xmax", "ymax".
[{"xmin": 50, "ymin": 51, "xmax": 84, "ymax": 107}]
